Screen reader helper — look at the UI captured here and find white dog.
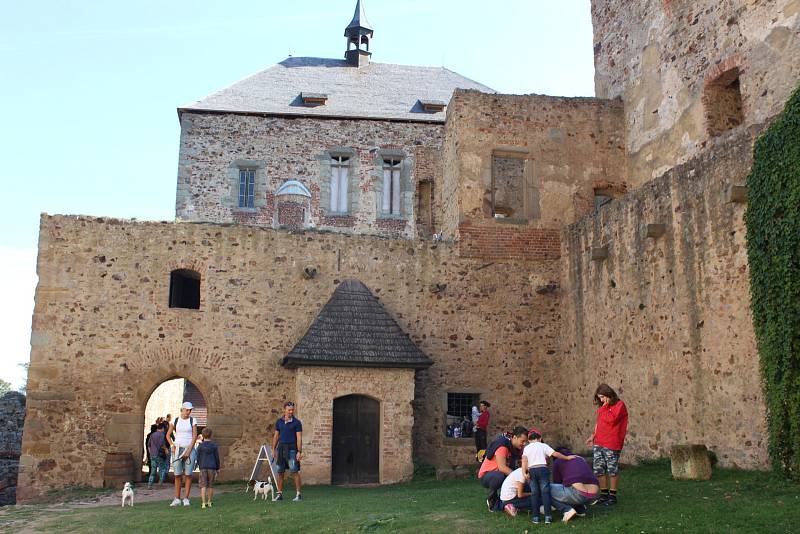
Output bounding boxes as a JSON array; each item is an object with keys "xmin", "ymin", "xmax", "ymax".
[
  {"xmin": 121, "ymin": 482, "xmax": 134, "ymax": 507},
  {"xmin": 251, "ymin": 478, "xmax": 275, "ymax": 501}
]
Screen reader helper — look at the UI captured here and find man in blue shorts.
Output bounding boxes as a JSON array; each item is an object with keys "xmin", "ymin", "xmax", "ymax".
[{"xmin": 271, "ymin": 401, "xmax": 303, "ymax": 501}]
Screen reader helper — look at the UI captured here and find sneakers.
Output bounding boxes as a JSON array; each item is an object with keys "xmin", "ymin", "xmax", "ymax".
[
  {"xmin": 208, "ymin": 502, "xmax": 213, "ymax": 508},
  {"xmin": 562, "ymin": 509, "xmax": 578, "ymax": 523},
  {"xmin": 602, "ymin": 496, "xmax": 617, "ymax": 507},
  {"xmin": 182, "ymin": 498, "xmax": 190, "ymax": 506},
  {"xmin": 274, "ymin": 492, "xmax": 283, "ymax": 501},
  {"xmin": 504, "ymin": 503, "xmax": 518, "ymax": 517},
  {"xmin": 169, "ymin": 498, "xmax": 181, "ymax": 507},
  {"xmin": 486, "ymin": 494, "xmax": 499, "ymax": 512},
  {"xmin": 293, "ymin": 493, "xmax": 303, "ymax": 502},
  {"xmin": 531, "ymin": 516, "xmax": 540, "ymax": 524},
  {"xmin": 545, "ymin": 517, "xmax": 552, "ymax": 524},
  {"xmin": 201, "ymin": 503, "xmax": 206, "ymax": 509}
]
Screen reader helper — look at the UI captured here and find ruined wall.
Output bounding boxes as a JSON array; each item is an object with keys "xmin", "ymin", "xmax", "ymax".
[
  {"xmin": 296, "ymin": 367, "xmax": 415, "ymax": 485},
  {"xmin": 592, "ymin": 0, "xmax": 800, "ymax": 183},
  {"xmin": 0, "ymin": 392, "xmax": 26, "ymax": 505},
  {"xmin": 558, "ymin": 126, "xmax": 767, "ymax": 469},
  {"xmin": 176, "ymin": 112, "xmax": 443, "ymax": 239},
  {"xmin": 441, "ymin": 90, "xmax": 626, "ymax": 259},
  {"xmin": 19, "ymin": 214, "xmax": 563, "ymax": 500}
]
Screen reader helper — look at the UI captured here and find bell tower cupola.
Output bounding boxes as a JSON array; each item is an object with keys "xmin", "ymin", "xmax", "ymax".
[{"xmin": 344, "ymin": 0, "xmax": 373, "ymax": 67}]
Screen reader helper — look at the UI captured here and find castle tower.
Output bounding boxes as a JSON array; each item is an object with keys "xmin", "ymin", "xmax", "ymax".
[{"xmin": 344, "ymin": 0, "xmax": 373, "ymax": 67}]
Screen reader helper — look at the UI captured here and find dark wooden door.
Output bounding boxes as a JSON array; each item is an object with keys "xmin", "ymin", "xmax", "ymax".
[{"xmin": 332, "ymin": 395, "xmax": 379, "ymax": 484}]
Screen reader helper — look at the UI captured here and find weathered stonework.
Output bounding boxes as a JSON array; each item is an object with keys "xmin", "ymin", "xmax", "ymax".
[
  {"xmin": 592, "ymin": 0, "xmax": 800, "ymax": 183},
  {"xmin": 176, "ymin": 112, "xmax": 442, "ymax": 239},
  {"xmin": 18, "ymin": 215, "xmax": 562, "ymax": 500},
  {"xmin": 558, "ymin": 126, "xmax": 767, "ymax": 469},
  {"xmin": 0, "ymin": 392, "xmax": 25, "ymax": 505},
  {"xmin": 441, "ymin": 90, "xmax": 627, "ymax": 259}
]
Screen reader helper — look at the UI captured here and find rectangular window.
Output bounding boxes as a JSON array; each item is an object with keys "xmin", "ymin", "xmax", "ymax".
[
  {"xmin": 238, "ymin": 168, "xmax": 256, "ymax": 208},
  {"xmin": 491, "ymin": 155, "xmax": 525, "ymax": 219},
  {"xmin": 330, "ymin": 156, "xmax": 350, "ymax": 213},
  {"xmin": 382, "ymin": 159, "xmax": 402, "ymax": 215},
  {"xmin": 445, "ymin": 392, "xmax": 481, "ymax": 438}
]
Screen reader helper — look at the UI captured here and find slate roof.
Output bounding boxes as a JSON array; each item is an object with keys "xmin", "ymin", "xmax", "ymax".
[
  {"xmin": 179, "ymin": 57, "xmax": 494, "ymax": 122},
  {"xmin": 282, "ymin": 279, "xmax": 433, "ymax": 369}
]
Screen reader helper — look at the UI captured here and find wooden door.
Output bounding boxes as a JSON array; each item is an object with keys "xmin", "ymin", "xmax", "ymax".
[{"xmin": 332, "ymin": 395, "xmax": 379, "ymax": 484}]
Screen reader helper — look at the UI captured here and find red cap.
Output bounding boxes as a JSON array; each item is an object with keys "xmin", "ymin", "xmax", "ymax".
[{"xmin": 528, "ymin": 427, "xmax": 542, "ymax": 438}]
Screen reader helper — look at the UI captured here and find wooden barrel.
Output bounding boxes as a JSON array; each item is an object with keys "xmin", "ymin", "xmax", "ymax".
[{"xmin": 103, "ymin": 452, "xmax": 135, "ymax": 489}]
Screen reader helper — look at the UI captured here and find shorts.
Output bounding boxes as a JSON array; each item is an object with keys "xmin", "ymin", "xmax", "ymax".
[
  {"xmin": 275, "ymin": 444, "xmax": 300, "ymax": 473},
  {"xmin": 593, "ymin": 445, "xmax": 621, "ymax": 477},
  {"xmin": 199, "ymin": 469, "xmax": 217, "ymax": 488},
  {"xmin": 172, "ymin": 446, "xmax": 197, "ymax": 476}
]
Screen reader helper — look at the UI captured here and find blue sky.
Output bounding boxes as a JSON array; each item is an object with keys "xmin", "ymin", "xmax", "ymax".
[{"xmin": 0, "ymin": 0, "xmax": 594, "ymax": 388}]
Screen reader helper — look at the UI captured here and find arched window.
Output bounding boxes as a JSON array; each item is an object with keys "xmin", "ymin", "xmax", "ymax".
[{"xmin": 169, "ymin": 269, "xmax": 200, "ymax": 309}]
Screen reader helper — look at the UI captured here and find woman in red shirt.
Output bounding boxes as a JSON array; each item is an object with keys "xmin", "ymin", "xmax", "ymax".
[
  {"xmin": 585, "ymin": 384, "xmax": 628, "ymax": 506},
  {"xmin": 474, "ymin": 400, "xmax": 491, "ymax": 459}
]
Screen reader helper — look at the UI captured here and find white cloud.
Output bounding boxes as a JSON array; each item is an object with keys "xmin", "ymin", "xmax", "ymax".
[{"xmin": 0, "ymin": 247, "xmax": 37, "ymax": 390}]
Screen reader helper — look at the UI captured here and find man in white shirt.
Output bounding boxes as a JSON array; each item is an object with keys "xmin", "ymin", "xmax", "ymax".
[
  {"xmin": 499, "ymin": 467, "xmax": 531, "ymax": 517},
  {"xmin": 166, "ymin": 402, "xmax": 198, "ymax": 506}
]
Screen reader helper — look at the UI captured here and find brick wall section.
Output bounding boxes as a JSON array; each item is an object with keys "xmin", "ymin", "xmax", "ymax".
[
  {"xmin": 459, "ymin": 223, "xmax": 561, "ymax": 260},
  {"xmin": 18, "ymin": 215, "xmax": 564, "ymax": 500},
  {"xmin": 176, "ymin": 112, "xmax": 443, "ymax": 239},
  {"xmin": 442, "ymin": 90, "xmax": 627, "ymax": 252},
  {"xmin": 592, "ymin": 0, "xmax": 800, "ymax": 183},
  {"xmin": 295, "ymin": 367, "xmax": 415, "ymax": 485},
  {"xmin": 0, "ymin": 392, "xmax": 25, "ymax": 505},
  {"xmin": 558, "ymin": 126, "xmax": 767, "ymax": 468}
]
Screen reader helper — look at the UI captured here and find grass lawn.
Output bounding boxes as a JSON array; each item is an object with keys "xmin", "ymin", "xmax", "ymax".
[{"xmin": 3, "ymin": 461, "xmax": 799, "ymax": 533}]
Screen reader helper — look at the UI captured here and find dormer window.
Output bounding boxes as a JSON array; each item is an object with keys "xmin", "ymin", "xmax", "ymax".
[
  {"xmin": 419, "ymin": 99, "xmax": 446, "ymax": 113},
  {"xmin": 301, "ymin": 92, "xmax": 328, "ymax": 107}
]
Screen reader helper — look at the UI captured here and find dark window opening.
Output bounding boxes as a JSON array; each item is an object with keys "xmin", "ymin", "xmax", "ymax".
[
  {"xmin": 703, "ymin": 67, "xmax": 744, "ymax": 137},
  {"xmin": 492, "ymin": 155, "xmax": 525, "ymax": 220},
  {"xmin": 382, "ymin": 158, "xmax": 402, "ymax": 215},
  {"xmin": 169, "ymin": 269, "xmax": 200, "ymax": 310},
  {"xmin": 445, "ymin": 392, "xmax": 480, "ymax": 438},
  {"xmin": 594, "ymin": 188, "xmax": 614, "ymax": 212}
]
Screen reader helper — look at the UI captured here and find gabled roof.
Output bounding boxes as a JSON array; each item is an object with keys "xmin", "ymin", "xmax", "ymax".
[
  {"xmin": 282, "ymin": 279, "xmax": 433, "ymax": 369},
  {"xmin": 179, "ymin": 57, "xmax": 494, "ymax": 123}
]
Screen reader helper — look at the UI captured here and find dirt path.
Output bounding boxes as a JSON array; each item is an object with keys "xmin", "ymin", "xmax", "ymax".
[{"xmin": 0, "ymin": 484, "xmax": 240, "ymax": 533}]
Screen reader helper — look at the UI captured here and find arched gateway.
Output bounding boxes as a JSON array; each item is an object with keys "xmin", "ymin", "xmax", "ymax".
[{"xmin": 282, "ymin": 279, "xmax": 432, "ymax": 485}]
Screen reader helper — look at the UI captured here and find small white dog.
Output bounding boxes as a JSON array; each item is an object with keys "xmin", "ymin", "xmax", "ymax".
[
  {"xmin": 251, "ymin": 478, "xmax": 275, "ymax": 501},
  {"xmin": 121, "ymin": 482, "xmax": 134, "ymax": 507}
]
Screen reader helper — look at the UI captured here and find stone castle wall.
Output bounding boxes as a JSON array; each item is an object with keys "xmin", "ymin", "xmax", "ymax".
[
  {"xmin": 18, "ymin": 214, "xmax": 563, "ymax": 500},
  {"xmin": 176, "ymin": 112, "xmax": 443, "ymax": 239},
  {"xmin": 592, "ymin": 0, "xmax": 800, "ymax": 184},
  {"xmin": 0, "ymin": 392, "xmax": 26, "ymax": 505},
  {"xmin": 557, "ymin": 125, "xmax": 767, "ymax": 469},
  {"xmin": 441, "ymin": 90, "xmax": 627, "ymax": 260}
]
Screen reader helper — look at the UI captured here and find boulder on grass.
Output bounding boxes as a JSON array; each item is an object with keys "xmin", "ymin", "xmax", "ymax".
[{"xmin": 670, "ymin": 444, "xmax": 712, "ymax": 480}]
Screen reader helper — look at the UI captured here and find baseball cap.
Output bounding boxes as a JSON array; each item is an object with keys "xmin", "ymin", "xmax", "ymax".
[
  {"xmin": 528, "ymin": 427, "xmax": 542, "ymax": 438},
  {"xmin": 181, "ymin": 401, "xmax": 194, "ymax": 410}
]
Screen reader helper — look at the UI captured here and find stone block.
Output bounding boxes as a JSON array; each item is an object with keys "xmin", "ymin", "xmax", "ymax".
[
  {"xmin": 591, "ymin": 246, "xmax": 609, "ymax": 261},
  {"xmin": 435, "ymin": 466, "xmax": 472, "ymax": 481},
  {"xmin": 670, "ymin": 444, "xmax": 713, "ymax": 480},
  {"xmin": 642, "ymin": 223, "xmax": 666, "ymax": 239},
  {"xmin": 725, "ymin": 185, "xmax": 748, "ymax": 204}
]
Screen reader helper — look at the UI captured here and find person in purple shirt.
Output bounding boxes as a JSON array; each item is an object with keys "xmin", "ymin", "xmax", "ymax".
[{"xmin": 550, "ymin": 447, "xmax": 601, "ymax": 523}]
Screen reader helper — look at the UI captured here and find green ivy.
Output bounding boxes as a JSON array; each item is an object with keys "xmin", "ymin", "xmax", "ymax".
[{"xmin": 745, "ymin": 84, "xmax": 800, "ymax": 479}]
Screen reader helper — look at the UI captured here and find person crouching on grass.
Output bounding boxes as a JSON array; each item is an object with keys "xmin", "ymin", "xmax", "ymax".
[
  {"xmin": 585, "ymin": 383, "xmax": 628, "ymax": 506},
  {"xmin": 196, "ymin": 427, "xmax": 220, "ymax": 509},
  {"xmin": 520, "ymin": 427, "xmax": 577, "ymax": 525}
]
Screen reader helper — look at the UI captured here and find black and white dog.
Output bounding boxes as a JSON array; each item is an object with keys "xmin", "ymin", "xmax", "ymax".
[{"xmin": 248, "ymin": 478, "xmax": 275, "ymax": 501}]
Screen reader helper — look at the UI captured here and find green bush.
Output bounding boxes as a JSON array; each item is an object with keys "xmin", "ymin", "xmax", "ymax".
[{"xmin": 745, "ymin": 84, "xmax": 800, "ymax": 479}]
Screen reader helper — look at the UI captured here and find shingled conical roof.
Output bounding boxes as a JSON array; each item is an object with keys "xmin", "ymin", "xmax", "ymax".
[{"xmin": 282, "ymin": 279, "xmax": 432, "ymax": 369}]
